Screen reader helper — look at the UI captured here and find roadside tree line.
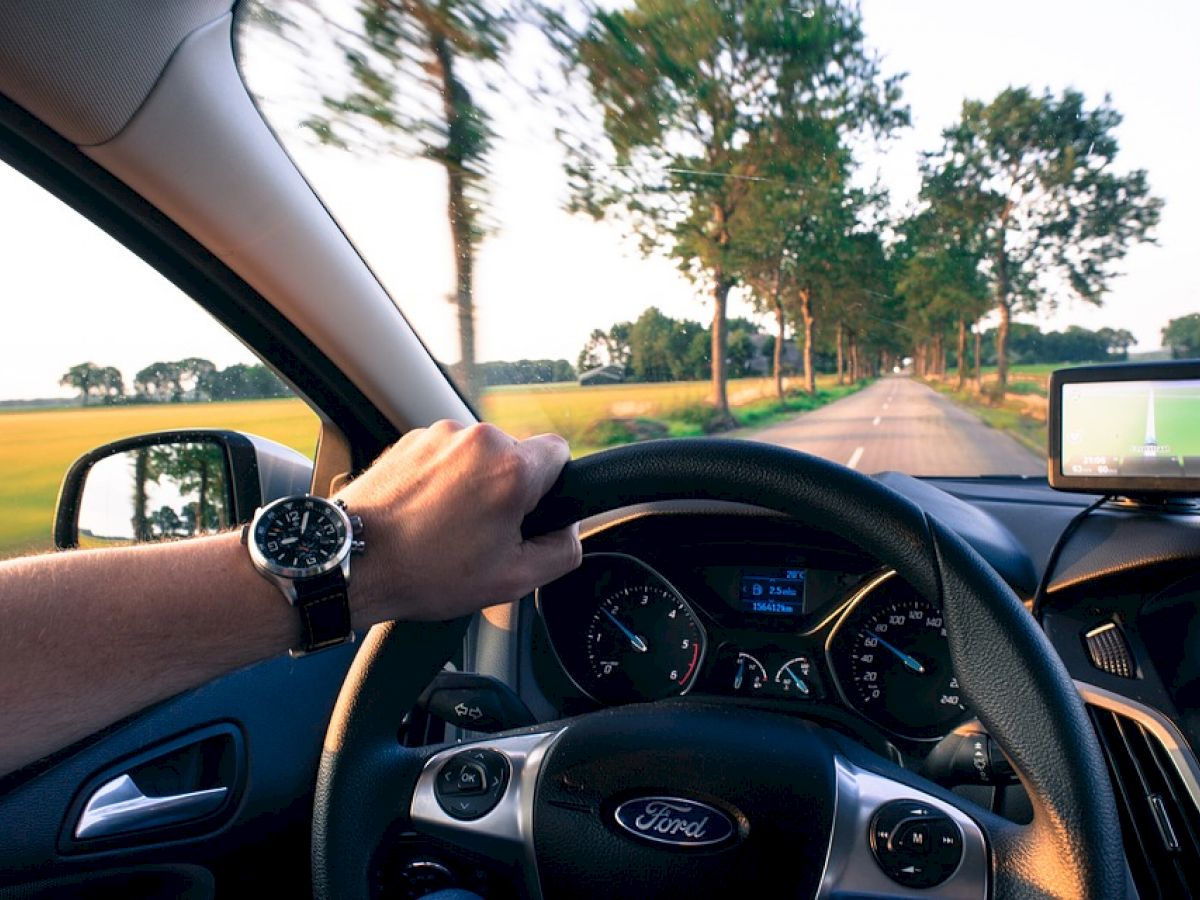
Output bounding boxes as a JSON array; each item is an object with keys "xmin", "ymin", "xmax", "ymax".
[
  {"xmin": 59, "ymin": 359, "xmax": 290, "ymax": 406},
  {"xmin": 249, "ymin": 0, "xmax": 1162, "ymax": 419}
]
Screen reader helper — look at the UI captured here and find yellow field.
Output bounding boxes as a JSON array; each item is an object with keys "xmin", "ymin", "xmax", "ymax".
[
  {"xmin": 0, "ymin": 399, "xmax": 320, "ymax": 560},
  {"xmin": 0, "ymin": 376, "xmax": 821, "ymax": 560},
  {"xmin": 480, "ymin": 376, "xmax": 813, "ymax": 443}
]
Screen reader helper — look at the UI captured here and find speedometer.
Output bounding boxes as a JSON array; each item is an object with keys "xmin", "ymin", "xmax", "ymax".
[{"xmin": 827, "ymin": 573, "xmax": 969, "ymax": 739}]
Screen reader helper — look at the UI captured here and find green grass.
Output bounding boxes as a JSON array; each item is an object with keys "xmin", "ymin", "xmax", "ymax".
[
  {"xmin": 480, "ymin": 375, "xmax": 852, "ymax": 455},
  {"xmin": 0, "ymin": 399, "xmax": 320, "ymax": 560},
  {"xmin": 925, "ymin": 381, "xmax": 1047, "ymax": 456}
]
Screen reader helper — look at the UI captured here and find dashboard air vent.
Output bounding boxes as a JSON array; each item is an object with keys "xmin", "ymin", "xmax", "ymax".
[
  {"xmin": 1088, "ymin": 705, "xmax": 1200, "ymax": 898},
  {"xmin": 1084, "ymin": 622, "xmax": 1135, "ymax": 679}
]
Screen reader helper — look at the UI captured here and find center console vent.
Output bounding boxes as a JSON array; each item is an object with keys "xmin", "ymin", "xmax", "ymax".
[{"xmin": 1087, "ymin": 702, "xmax": 1200, "ymax": 898}]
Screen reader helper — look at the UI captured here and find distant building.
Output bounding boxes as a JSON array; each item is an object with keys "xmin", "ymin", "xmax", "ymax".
[
  {"xmin": 747, "ymin": 334, "xmax": 801, "ymax": 375},
  {"xmin": 579, "ymin": 364, "xmax": 625, "ymax": 386}
]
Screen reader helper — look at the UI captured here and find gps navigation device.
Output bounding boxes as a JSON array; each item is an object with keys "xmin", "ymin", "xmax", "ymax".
[{"xmin": 1049, "ymin": 361, "xmax": 1200, "ymax": 496}]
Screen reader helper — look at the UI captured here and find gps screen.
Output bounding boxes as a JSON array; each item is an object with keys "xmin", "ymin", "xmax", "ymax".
[{"xmin": 1060, "ymin": 379, "xmax": 1200, "ymax": 478}]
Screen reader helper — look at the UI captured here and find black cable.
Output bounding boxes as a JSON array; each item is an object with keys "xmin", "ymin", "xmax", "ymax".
[{"xmin": 1030, "ymin": 494, "xmax": 1112, "ymax": 622}]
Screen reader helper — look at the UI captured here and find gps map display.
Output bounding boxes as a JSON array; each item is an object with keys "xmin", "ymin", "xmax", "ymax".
[{"xmin": 1061, "ymin": 379, "xmax": 1200, "ymax": 478}]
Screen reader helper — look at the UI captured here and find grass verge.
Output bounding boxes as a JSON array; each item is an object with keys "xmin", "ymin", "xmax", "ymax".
[{"xmin": 924, "ymin": 380, "xmax": 1047, "ymax": 456}]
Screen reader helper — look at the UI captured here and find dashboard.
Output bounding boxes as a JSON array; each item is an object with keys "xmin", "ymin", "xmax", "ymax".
[
  {"xmin": 537, "ymin": 550, "xmax": 969, "ymax": 742},
  {"xmin": 514, "ymin": 478, "xmax": 1200, "ymax": 900}
]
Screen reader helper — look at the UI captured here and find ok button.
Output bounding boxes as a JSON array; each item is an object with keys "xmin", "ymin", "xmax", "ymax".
[
  {"xmin": 437, "ymin": 760, "xmax": 488, "ymax": 796},
  {"xmin": 456, "ymin": 762, "xmax": 488, "ymax": 794}
]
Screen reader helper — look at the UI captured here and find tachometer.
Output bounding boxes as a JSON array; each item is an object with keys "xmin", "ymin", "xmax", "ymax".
[
  {"xmin": 586, "ymin": 584, "xmax": 705, "ymax": 703},
  {"xmin": 537, "ymin": 553, "xmax": 708, "ymax": 705},
  {"xmin": 827, "ymin": 574, "xmax": 968, "ymax": 739}
]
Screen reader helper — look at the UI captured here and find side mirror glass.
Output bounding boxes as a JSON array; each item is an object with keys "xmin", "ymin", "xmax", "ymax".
[
  {"xmin": 77, "ymin": 442, "xmax": 233, "ymax": 547},
  {"xmin": 55, "ymin": 430, "xmax": 314, "ymax": 550}
]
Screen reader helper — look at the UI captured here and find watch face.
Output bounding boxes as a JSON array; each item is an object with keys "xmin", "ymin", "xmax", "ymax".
[{"xmin": 253, "ymin": 497, "xmax": 349, "ymax": 575}]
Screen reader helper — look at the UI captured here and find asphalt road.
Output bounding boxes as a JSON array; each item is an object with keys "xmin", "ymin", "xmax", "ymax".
[{"xmin": 751, "ymin": 376, "xmax": 1043, "ymax": 477}]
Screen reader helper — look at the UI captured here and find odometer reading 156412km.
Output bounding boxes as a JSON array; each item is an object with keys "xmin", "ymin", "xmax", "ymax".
[{"xmin": 586, "ymin": 585, "xmax": 706, "ymax": 704}]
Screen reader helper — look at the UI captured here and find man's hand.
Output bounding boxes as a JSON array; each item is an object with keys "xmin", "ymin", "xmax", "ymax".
[{"xmin": 336, "ymin": 421, "xmax": 582, "ymax": 625}]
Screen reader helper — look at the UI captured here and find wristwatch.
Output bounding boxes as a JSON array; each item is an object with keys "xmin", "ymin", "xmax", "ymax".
[{"xmin": 243, "ymin": 494, "xmax": 365, "ymax": 657}]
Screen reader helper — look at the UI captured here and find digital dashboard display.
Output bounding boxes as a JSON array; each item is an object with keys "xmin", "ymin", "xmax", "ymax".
[
  {"xmin": 739, "ymin": 567, "xmax": 806, "ymax": 615},
  {"xmin": 1060, "ymin": 378, "xmax": 1200, "ymax": 479}
]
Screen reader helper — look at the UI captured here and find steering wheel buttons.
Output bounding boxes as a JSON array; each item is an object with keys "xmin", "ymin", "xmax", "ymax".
[
  {"xmin": 870, "ymin": 800, "xmax": 963, "ymax": 888},
  {"xmin": 434, "ymin": 749, "xmax": 509, "ymax": 820}
]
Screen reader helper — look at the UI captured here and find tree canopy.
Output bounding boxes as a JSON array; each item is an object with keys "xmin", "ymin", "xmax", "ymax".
[{"xmin": 924, "ymin": 87, "xmax": 1162, "ymax": 395}]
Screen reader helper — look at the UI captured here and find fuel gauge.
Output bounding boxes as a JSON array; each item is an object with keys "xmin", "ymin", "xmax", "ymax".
[{"xmin": 775, "ymin": 656, "xmax": 819, "ymax": 698}]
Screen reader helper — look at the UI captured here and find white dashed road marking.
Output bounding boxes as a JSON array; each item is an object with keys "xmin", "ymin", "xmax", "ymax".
[
  {"xmin": 847, "ymin": 446, "xmax": 865, "ymax": 469},
  {"xmin": 872, "ymin": 416, "xmax": 882, "ymax": 426}
]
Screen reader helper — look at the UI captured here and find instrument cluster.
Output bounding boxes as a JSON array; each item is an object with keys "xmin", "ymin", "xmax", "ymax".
[{"xmin": 536, "ymin": 552, "xmax": 971, "ymax": 741}]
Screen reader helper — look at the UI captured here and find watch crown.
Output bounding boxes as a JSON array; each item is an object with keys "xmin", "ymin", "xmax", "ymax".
[
  {"xmin": 349, "ymin": 515, "xmax": 364, "ymax": 535},
  {"xmin": 334, "ymin": 498, "xmax": 348, "ymax": 510},
  {"xmin": 351, "ymin": 539, "xmax": 366, "ymax": 555}
]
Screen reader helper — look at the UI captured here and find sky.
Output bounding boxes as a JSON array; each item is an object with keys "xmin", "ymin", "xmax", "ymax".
[{"xmin": 1, "ymin": 0, "xmax": 1197, "ymax": 400}]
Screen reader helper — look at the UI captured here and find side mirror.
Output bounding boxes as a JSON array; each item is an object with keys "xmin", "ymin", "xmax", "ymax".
[{"xmin": 54, "ymin": 430, "xmax": 314, "ymax": 550}]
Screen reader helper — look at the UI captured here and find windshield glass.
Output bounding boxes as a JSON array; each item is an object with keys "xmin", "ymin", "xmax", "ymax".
[{"xmin": 236, "ymin": 0, "xmax": 1196, "ymax": 477}]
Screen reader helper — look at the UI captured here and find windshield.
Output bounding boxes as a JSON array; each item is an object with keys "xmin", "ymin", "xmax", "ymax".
[{"xmin": 236, "ymin": 0, "xmax": 1196, "ymax": 477}]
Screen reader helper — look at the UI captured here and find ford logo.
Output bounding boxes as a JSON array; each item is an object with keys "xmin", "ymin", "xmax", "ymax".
[{"xmin": 613, "ymin": 796, "xmax": 737, "ymax": 848}]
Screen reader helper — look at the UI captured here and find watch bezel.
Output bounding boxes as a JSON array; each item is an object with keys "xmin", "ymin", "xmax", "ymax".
[{"xmin": 248, "ymin": 494, "xmax": 354, "ymax": 582}]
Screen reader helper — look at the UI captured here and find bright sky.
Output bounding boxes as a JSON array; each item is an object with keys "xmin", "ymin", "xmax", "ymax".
[{"xmin": 1, "ymin": 0, "xmax": 1197, "ymax": 400}]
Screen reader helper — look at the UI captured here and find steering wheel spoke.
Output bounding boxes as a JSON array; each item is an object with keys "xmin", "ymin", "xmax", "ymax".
[
  {"xmin": 822, "ymin": 756, "xmax": 988, "ymax": 898},
  {"xmin": 410, "ymin": 731, "xmax": 560, "ymax": 899}
]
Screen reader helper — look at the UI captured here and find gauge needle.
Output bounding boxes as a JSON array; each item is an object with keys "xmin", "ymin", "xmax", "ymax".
[
  {"xmin": 602, "ymin": 608, "xmax": 649, "ymax": 653},
  {"xmin": 734, "ymin": 658, "xmax": 745, "ymax": 691},
  {"xmin": 783, "ymin": 665, "xmax": 810, "ymax": 695},
  {"xmin": 866, "ymin": 630, "xmax": 926, "ymax": 674}
]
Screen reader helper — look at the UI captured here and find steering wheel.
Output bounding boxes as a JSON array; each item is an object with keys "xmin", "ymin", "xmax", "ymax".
[{"xmin": 312, "ymin": 439, "xmax": 1126, "ymax": 899}]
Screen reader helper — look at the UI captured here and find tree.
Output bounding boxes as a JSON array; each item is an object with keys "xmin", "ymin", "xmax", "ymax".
[
  {"xmin": 1163, "ymin": 314, "xmax": 1200, "ymax": 359},
  {"xmin": 59, "ymin": 362, "xmax": 105, "ymax": 406},
  {"xmin": 134, "ymin": 361, "xmax": 182, "ymax": 402},
  {"xmin": 896, "ymin": 180, "xmax": 990, "ymax": 389},
  {"xmin": 577, "ymin": 324, "xmax": 632, "ymax": 372},
  {"xmin": 176, "ymin": 358, "xmax": 216, "ymax": 401},
  {"xmin": 97, "ymin": 367, "xmax": 125, "ymax": 404},
  {"xmin": 558, "ymin": 0, "xmax": 905, "ymax": 425},
  {"xmin": 927, "ymin": 87, "xmax": 1162, "ymax": 397},
  {"xmin": 296, "ymin": 0, "xmax": 517, "ymax": 406}
]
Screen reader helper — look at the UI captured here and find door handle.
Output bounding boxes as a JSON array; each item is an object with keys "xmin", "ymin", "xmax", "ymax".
[{"xmin": 75, "ymin": 773, "xmax": 228, "ymax": 840}]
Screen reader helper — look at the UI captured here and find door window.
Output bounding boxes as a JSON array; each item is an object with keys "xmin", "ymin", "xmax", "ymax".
[{"xmin": 0, "ymin": 159, "xmax": 320, "ymax": 560}]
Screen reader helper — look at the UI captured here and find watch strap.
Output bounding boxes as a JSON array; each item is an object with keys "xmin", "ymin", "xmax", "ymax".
[{"xmin": 291, "ymin": 566, "xmax": 354, "ymax": 656}]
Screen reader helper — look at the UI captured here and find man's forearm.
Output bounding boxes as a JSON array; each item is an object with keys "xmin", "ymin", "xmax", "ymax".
[
  {"xmin": 0, "ymin": 532, "xmax": 307, "ymax": 775},
  {"xmin": 0, "ymin": 422, "xmax": 581, "ymax": 779}
]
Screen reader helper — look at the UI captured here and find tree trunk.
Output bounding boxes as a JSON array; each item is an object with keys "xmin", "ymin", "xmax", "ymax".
[
  {"xmin": 198, "ymin": 460, "xmax": 209, "ymax": 535},
  {"xmin": 956, "ymin": 317, "xmax": 968, "ymax": 391},
  {"xmin": 995, "ymin": 301, "xmax": 1011, "ymax": 401},
  {"xmin": 773, "ymin": 297, "xmax": 785, "ymax": 402},
  {"xmin": 432, "ymin": 33, "xmax": 478, "ymax": 405},
  {"xmin": 848, "ymin": 332, "xmax": 858, "ymax": 382},
  {"xmin": 710, "ymin": 274, "xmax": 735, "ymax": 427},
  {"xmin": 133, "ymin": 448, "xmax": 149, "ymax": 542},
  {"xmin": 799, "ymin": 287, "xmax": 816, "ymax": 394},
  {"xmin": 993, "ymin": 233, "xmax": 1011, "ymax": 399},
  {"xmin": 973, "ymin": 324, "xmax": 982, "ymax": 389},
  {"xmin": 835, "ymin": 322, "xmax": 845, "ymax": 385}
]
